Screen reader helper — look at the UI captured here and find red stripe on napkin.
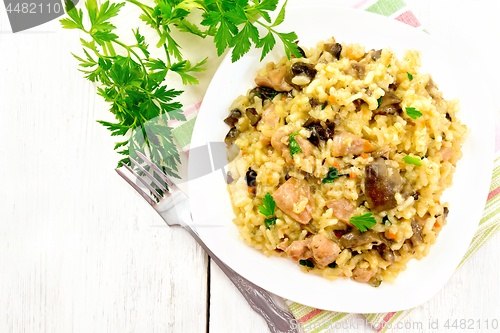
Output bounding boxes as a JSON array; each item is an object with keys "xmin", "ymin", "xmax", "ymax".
[
  {"xmin": 298, "ymin": 309, "xmax": 323, "ymax": 323},
  {"xmin": 353, "ymin": 0, "xmax": 369, "ymax": 9},
  {"xmin": 395, "ymin": 11, "xmax": 421, "ymax": 27},
  {"xmin": 488, "ymin": 187, "xmax": 500, "ymax": 201},
  {"xmin": 377, "ymin": 312, "xmax": 396, "ymax": 332},
  {"xmin": 167, "ymin": 100, "xmax": 203, "ymax": 126}
]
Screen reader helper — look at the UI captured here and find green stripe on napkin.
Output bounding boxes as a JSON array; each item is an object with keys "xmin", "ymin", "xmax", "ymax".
[{"xmin": 366, "ymin": 0, "xmax": 405, "ymax": 17}]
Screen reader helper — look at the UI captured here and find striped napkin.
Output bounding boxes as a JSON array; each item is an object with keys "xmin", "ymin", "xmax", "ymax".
[{"xmin": 169, "ymin": 0, "xmax": 500, "ymax": 331}]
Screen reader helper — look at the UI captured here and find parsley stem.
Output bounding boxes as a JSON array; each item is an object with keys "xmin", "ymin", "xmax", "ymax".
[
  {"xmin": 106, "ymin": 41, "xmax": 117, "ymax": 57},
  {"xmin": 102, "ymin": 43, "xmax": 109, "ymax": 57},
  {"xmin": 113, "ymin": 40, "xmax": 150, "ymax": 85},
  {"xmin": 125, "ymin": 0, "xmax": 153, "ymax": 17}
]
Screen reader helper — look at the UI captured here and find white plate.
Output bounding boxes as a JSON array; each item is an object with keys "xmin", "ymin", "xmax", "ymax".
[{"xmin": 188, "ymin": 5, "xmax": 494, "ymax": 313}]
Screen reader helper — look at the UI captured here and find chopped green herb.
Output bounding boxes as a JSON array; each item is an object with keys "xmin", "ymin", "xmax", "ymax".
[
  {"xmin": 349, "ymin": 213, "xmax": 377, "ymax": 232},
  {"xmin": 405, "ymin": 107, "xmax": 423, "ymax": 119},
  {"xmin": 264, "ymin": 217, "xmax": 277, "ymax": 229},
  {"xmin": 259, "ymin": 192, "xmax": 278, "ymax": 229},
  {"xmin": 407, "ymin": 72, "xmax": 413, "ymax": 81},
  {"xmin": 321, "ymin": 104, "xmax": 327, "ymax": 110},
  {"xmin": 377, "ymin": 97, "xmax": 382, "ymax": 108},
  {"xmin": 402, "ymin": 155, "xmax": 422, "ymax": 166},
  {"xmin": 382, "ymin": 216, "xmax": 392, "ymax": 226},
  {"xmin": 322, "ymin": 166, "xmax": 340, "ymax": 183},
  {"xmin": 289, "ymin": 132, "xmax": 302, "ymax": 159},
  {"xmin": 299, "ymin": 259, "xmax": 314, "ymax": 268},
  {"xmin": 259, "ymin": 192, "xmax": 276, "ymax": 217},
  {"xmin": 387, "ymin": 64, "xmax": 391, "ymax": 68}
]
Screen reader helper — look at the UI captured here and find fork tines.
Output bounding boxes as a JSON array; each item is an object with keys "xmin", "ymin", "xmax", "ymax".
[{"xmin": 115, "ymin": 151, "xmax": 176, "ymax": 206}]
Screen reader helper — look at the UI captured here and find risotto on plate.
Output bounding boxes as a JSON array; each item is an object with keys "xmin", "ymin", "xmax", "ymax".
[{"xmin": 223, "ymin": 37, "xmax": 468, "ymax": 286}]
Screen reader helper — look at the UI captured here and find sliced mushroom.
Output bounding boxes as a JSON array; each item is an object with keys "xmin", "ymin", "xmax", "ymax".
[
  {"xmin": 245, "ymin": 108, "xmax": 261, "ymax": 126},
  {"xmin": 410, "ymin": 218, "xmax": 424, "ymax": 245},
  {"xmin": 248, "ymin": 86, "xmax": 279, "ymax": 103},
  {"xmin": 375, "ymin": 243, "xmax": 395, "ymax": 263},
  {"xmin": 324, "ymin": 43, "xmax": 342, "ymax": 60},
  {"xmin": 365, "ymin": 159, "xmax": 403, "ymax": 212},
  {"xmin": 304, "ymin": 120, "xmax": 335, "ymax": 147},
  {"xmin": 286, "ymin": 62, "xmax": 317, "ymax": 87},
  {"xmin": 224, "ymin": 126, "xmax": 239, "ymax": 144},
  {"xmin": 371, "ymin": 49, "xmax": 382, "ymax": 61},
  {"xmin": 224, "ymin": 109, "xmax": 241, "ymax": 127},
  {"xmin": 351, "ymin": 62, "xmax": 365, "ymax": 79},
  {"xmin": 339, "ymin": 230, "xmax": 383, "ymax": 248},
  {"xmin": 374, "ymin": 91, "xmax": 402, "ymax": 115}
]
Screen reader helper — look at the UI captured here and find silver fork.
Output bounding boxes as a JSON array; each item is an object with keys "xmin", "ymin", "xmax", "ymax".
[{"xmin": 115, "ymin": 151, "xmax": 298, "ymax": 333}]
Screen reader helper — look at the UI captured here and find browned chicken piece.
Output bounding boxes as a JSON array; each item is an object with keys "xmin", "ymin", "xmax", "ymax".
[
  {"xmin": 276, "ymin": 238, "xmax": 289, "ymax": 251},
  {"xmin": 259, "ymin": 133, "xmax": 271, "ymax": 146},
  {"xmin": 285, "ymin": 238, "xmax": 312, "ymax": 261},
  {"xmin": 365, "ymin": 159, "xmax": 403, "ymax": 212},
  {"xmin": 254, "ymin": 62, "xmax": 293, "ymax": 92},
  {"xmin": 325, "ymin": 199, "xmax": 356, "ymax": 224},
  {"xmin": 309, "ymin": 234, "xmax": 341, "ymax": 268},
  {"xmin": 271, "ymin": 125, "xmax": 293, "ymax": 154},
  {"xmin": 271, "ymin": 126, "xmax": 312, "ymax": 164},
  {"xmin": 437, "ymin": 147, "xmax": 455, "ymax": 162},
  {"xmin": 294, "ymin": 135, "xmax": 314, "ymax": 157},
  {"xmin": 270, "ymin": 125, "xmax": 294, "ymax": 164},
  {"xmin": 351, "ymin": 266, "xmax": 377, "ymax": 283},
  {"xmin": 331, "ymin": 132, "xmax": 375, "ymax": 156},
  {"xmin": 262, "ymin": 104, "xmax": 279, "ymax": 128},
  {"xmin": 272, "ymin": 177, "xmax": 314, "ymax": 224}
]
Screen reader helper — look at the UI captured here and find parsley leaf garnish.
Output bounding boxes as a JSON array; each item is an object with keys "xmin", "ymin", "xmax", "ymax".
[
  {"xmin": 259, "ymin": 192, "xmax": 276, "ymax": 216},
  {"xmin": 350, "ymin": 213, "xmax": 377, "ymax": 232},
  {"xmin": 377, "ymin": 97, "xmax": 382, "ymax": 108},
  {"xmin": 299, "ymin": 259, "xmax": 314, "ymax": 268},
  {"xmin": 289, "ymin": 132, "xmax": 302, "ymax": 159},
  {"xmin": 405, "ymin": 107, "xmax": 423, "ymax": 119},
  {"xmin": 407, "ymin": 72, "xmax": 413, "ymax": 81},
  {"xmin": 264, "ymin": 217, "xmax": 277, "ymax": 228},
  {"xmin": 323, "ymin": 166, "xmax": 340, "ymax": 183},
  {"xmin": 259, "ymin": 192, "xmax": 278, "ymax": 229},
  {"xmin": 403, "ymin": 155, "xmax": 422, "ymax": 166}
]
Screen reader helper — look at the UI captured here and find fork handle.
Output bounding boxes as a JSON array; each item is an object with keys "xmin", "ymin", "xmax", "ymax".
[{"xmin": 183, "ymin": 226, "xmax": 299, "ymax": 333}]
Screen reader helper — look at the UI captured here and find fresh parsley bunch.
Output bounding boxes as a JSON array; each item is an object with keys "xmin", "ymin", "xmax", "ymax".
[{"xmin": 61, "ymin": 0, "xmax": 300, "ymax": 177}]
